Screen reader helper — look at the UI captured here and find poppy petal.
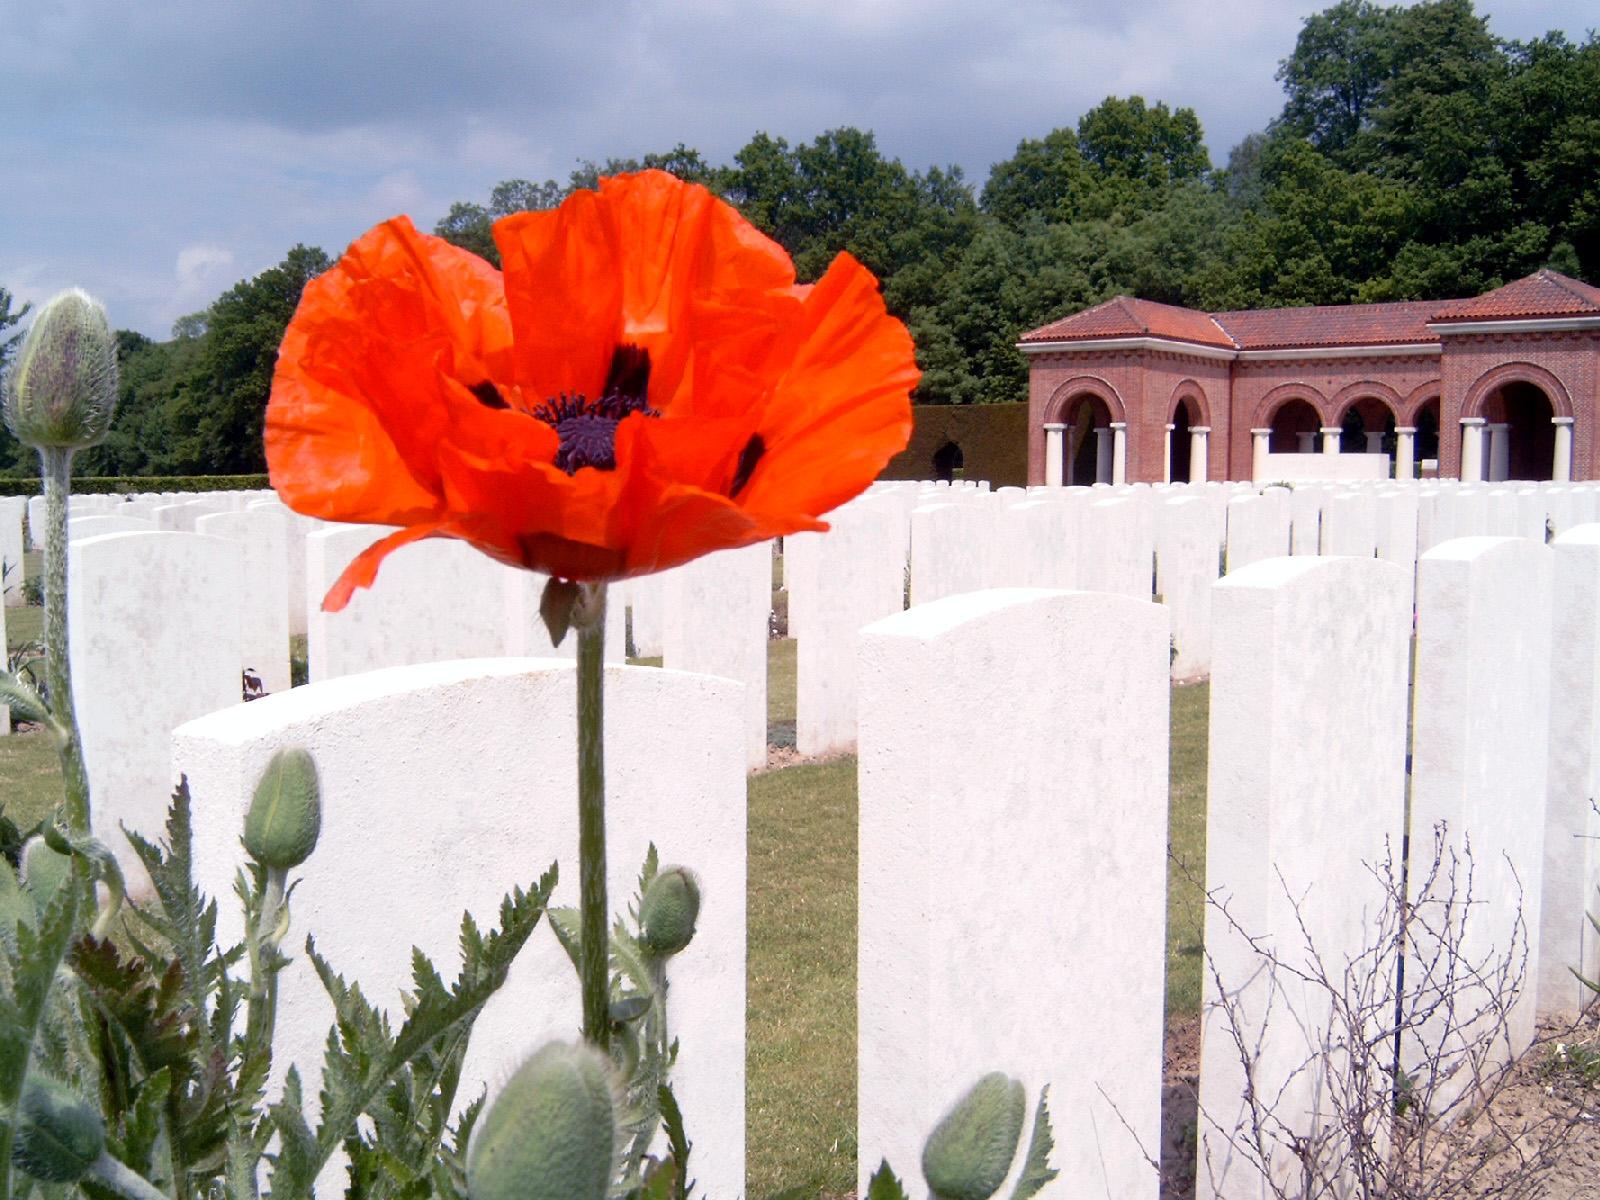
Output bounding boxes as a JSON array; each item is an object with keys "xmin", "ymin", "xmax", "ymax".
[{"xmin": 323, "ymin": 521, "xmax": 450, "ymax": 612}]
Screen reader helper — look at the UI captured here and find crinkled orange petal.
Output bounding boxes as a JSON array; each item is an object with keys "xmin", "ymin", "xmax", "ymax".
[
  {"xmin": 267, "ymin": 217, "xmax": 521, "ymax": 525},
  {"xmin": 738, "ymin": 252, "xmax": 917, "ymax": 517}
]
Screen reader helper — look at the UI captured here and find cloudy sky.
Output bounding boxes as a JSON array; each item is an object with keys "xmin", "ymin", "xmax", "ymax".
[{"xmin": 1, "ymin": 0, "xmax": 1593, "ymax": 339}]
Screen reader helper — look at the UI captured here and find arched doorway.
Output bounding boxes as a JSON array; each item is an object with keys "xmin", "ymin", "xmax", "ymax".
[
  {"xmin": 1481, "ymin": 381, "xmax": 1556, "ymax": 482},
  {"xmin": 1066, "ymin": 394, "xmax": 1113, "ymax": 484},
  {"xmin": 933, "ymin": 440, "xmax": 964, "ymax": 482},
  {"xmin": 1268, "ymin": 398, "xmax": 1322, "ymax": 453},
  {"xmin": 1339, "ymin": 397, "xmax": 1398, "ymax": 460},
  {"xmin": 1170, "ymin": 398, "xmax": 1196, "ymax": 483}
]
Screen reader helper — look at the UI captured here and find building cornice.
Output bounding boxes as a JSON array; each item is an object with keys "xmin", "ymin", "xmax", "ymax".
[
  {"xmin": 1427, "ymin": 316, "xmax": 1600, "ymax": 336},
  {"xmin": 1017, "ymin": 335, "xmax": 1237, "ymax": 362},
  {"xmin": 1018, "ymin": 335, "xmax": 1443, "ymax": 362},
  {"xmin": 1236, "ymin": 342, "xmax": 1440, "ymax": 362}
]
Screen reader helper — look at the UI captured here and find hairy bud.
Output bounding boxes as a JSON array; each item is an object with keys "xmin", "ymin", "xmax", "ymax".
[
  {"xmin": 468, "ymin": 1041, "xmax": 619, "ymax": 1200},
  {"xmin": 921, "ymin": 1072, "xmax": 1026, "ymax": 1200},
  {"xmin": 12, "ymin": 1076, "xmax": 105, "ymax": 1183},
  {"xmin": 20, "ymin": 835, "xmax": 71, "ymax": 907},
  {"xmin": 639, "ymin": 866, "xmax": 701, "ymax": 957},
  {"xmin": 3, "ymin": 289, "xmax": 119, "ymax": 450},
  {"xmin": 243, "ymin": 747, "xmax": 322, "ymax": 869}
]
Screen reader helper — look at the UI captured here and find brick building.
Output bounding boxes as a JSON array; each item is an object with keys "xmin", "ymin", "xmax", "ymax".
[{"xmin": 1019, "ymin": 270, "xmax": 1600, "ymax": 485}]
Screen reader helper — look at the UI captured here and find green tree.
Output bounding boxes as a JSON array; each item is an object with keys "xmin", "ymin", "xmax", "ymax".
[
  {"xmin": 980, "ymin": 128, "xmax": 1091, "ymax": 227},
  {"xmin": 1276, "ymin": 0, "xmax": 1398, "ymax": 157}
]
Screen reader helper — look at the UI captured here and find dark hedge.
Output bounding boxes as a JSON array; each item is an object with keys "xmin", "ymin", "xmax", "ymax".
[
  {"xmin": 0, "ymin": 475, "xmax": 271, "ymax": 497},
  {"xmin": 880, "ymin": 403, "xmax": 1029, "ymax": 488}
]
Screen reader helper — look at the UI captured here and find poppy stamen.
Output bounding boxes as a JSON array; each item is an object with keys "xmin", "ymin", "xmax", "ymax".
[{"xmin": 533, "ymin": 344, "xmax": 658, "ymax": 474}]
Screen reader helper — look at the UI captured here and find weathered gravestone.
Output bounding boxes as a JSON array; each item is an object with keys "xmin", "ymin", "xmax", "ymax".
[
  {"xmin": 172, "ymin": 658, "xmax": 746, "ymax": 1200},
  {"xmin": 858, "ymin": 588, "xmax": 1169, "ymax": 1200},
  {"xmin": 1199, "ymin": 556, "xmax": 1410, "ymax": 1200}
]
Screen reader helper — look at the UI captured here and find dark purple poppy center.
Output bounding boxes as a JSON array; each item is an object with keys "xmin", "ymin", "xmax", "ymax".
[{"xmin": 531, "ymin": 344, "xmax": 657, "ymax": 474}]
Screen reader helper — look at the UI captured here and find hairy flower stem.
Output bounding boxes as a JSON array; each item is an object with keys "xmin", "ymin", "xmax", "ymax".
[
  {"xmin": 576, "ymin": 582, "xmax": 610, "ymax": 1051},
  {"xmin": 41, "ymin": 445, "xmax": 92, "ymax": 834}
]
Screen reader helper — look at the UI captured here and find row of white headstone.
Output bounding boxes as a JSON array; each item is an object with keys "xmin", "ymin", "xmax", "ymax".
[{"xmin": 158, "ymin": 521, "xmax": 1588, "ymax": 1200}]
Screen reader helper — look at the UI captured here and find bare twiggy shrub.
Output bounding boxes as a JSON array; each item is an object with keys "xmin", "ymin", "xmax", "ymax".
[{"xmin": 1193, "ymin": 824, "xmax": 1582, "ymax": 1200}]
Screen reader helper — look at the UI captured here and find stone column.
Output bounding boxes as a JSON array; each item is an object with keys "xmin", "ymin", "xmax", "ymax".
[
  {"xmin": 1488, "ymin": 422, "xmax": 1511, "ymax": 482},
  {"xmin": 1321, "ymin": 426, "xmax": 1343, "ymax": 455},
  {"xmin": 1163, "ymin": 424, "xmax": 1174, "ymax": 484},
  {"xmin": 1460, "ymin": 416, "xmax": 1485, "ymax": 482},
  {"xmin": 1111, "ymin": 422, "xmax": 1128, "ymax": 485},
  {"xmin": 1190, "ymin": 425, "xmax": 1210, "ymax": 483},
  {"xmin": 1296, "ymin": 431, "xmax": 1317, "ymax": 454},
  {"xmin": 1554, "ymin": 416, "xmax": 1574, "ymax": 483},
  {"xmin": 1252, "ymin": 428, "xmax": 1272, "ymax": 482},
  {"xmin": 1094, "ymin": 428, "xmax": 1112, "ymax": 484},
  {"xmin": 1044, "ymin": 423, "xmax": 1066, "ymax": 488},
  {"xmin": 1395, "ymin": 426, "xmax": 1417, "ymax": 479},
  {"xmin": 1364, "ymin": 431, "xmax": 1384, "ymax": 454}
]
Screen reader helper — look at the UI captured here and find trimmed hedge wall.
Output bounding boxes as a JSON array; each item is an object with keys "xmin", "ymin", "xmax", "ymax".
[
  {"xmin": 0, "ymin": 475, "xmax": 271, "ymax": 497},
  {"xmin": 880, "ymin": 403, "xmax": 1029, "ymax": 488}
]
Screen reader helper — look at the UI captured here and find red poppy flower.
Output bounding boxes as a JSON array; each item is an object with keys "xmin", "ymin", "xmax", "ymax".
[{"xmin": 266, "ymin": 169, "xmax": 917, "ymax": 611}]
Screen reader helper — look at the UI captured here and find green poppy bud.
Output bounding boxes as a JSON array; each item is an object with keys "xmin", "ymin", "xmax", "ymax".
[
  {"xmin": 639, "ymin": 866, "xmax": 700, "ymax": 957},
  {"xmin": 20, "ymin": 835, "xmax": 71, "ymax": 908},
  {"xmin": 921, "ymin": 1072, "xmax": 1027, "ymax": 1200},
  {"xmin": 243, "ymin": 747, "xmax": 322, "ymax": 869},
  {"xmin": 3, "ymin": 288, "xmax": 119, "ymax": 451},
  {"xmin": 467, "ymin": 1041, "xmax": 619, "ymax": 1200},
  {"xmin": 12, "ymin": 1075, "xmax": 106, "ymax": 1183}
]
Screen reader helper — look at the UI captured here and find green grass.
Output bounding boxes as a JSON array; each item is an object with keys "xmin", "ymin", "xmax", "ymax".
[
  {"xmin": 747, "ymin": 756, "xmax": 857, "ymax": 1200},
  {"xmin": 1167, "ymin": 681, "xmax": 1209, "ymax": 1019},
  {"xmin": 7, "ymin": 605, "xmax": 42, "ymax": 652},
  {"xmin": 0, "ymin": 730, "xmax": 66, "ymax": 831},
  {"xmin": 767, "ymin": 638, "xmax": 795, "ymax": 726}
]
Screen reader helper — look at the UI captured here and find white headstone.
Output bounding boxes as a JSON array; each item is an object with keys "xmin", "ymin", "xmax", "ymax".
[
  {"xmin": 1541, "ymin": 525, "xmax": 1600, "ymax": 1015},
  {"xmin": 195, "ymin": 509, "xmax": 293, "ymax": 695},
  {"xmin": 788, "ymin": 500, "xmax": 905, "ymax": 757},
  {"xmin": 503, "ymin": 569, "xmax": 626, "ymax": 661},
  {"xmin": 1321, "ymin": 490, "xmax": 1378, "ymax": 557},
  {"xmin": 663, "ymin": 542, "xmax": 770, "ymax": 770},
  {"xmin": 1224, "ymin": 493, "xmax": 1289, "ymax": 574},
  {"xmin": 1161, "ymin": 494, "xmax": 1219, "ymax": 680},
  {"xmin": 1411, "ymin": 536, "xmax": 1553, "ymax": 1094},
  {"xmin": 172, "ymin": 659, "xmax": 747, "ymax": 1200},
  {"xmin": 0, "ymin": 497, "xmax": 25, "ymax": 608},
  {"xmin": 69, "ymin": 531, "xmax": 245, "ymax": 886},
  {"xmin": 1082, "ymin": 497, "xmax": 1154, "ymax": 600},
  {"xmin": 858, "ymin": 589, "xmax": 1169, "ymax": 1200},
  {"xmin": 1198, "ymin": 555, "xmax": 1410, "ymax": 1200},
  {"xmin": 909, "ymin": 503, "xmax": 995, "ymax": 606}
]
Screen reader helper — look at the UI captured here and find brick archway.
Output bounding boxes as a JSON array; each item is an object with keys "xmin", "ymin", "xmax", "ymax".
[
  {"xmin": 1045, "ymin": 376, "xmax": 1127, "ymax": 425},
  {"xmin": 1462, "ymin": 362, "xmax": 1574, "ymax": 421}
]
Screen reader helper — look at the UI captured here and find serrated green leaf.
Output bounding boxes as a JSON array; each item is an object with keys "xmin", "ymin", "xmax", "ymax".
[
  {"xmin": 548, "ymin": 905, "xmax": 582, "ymax": 972},
  {"xmin": 0, "ymin": 865, "xmax": 78, "ymax": 1103},
  {"xmin": 1008, "ymin": 1086, "xmax": 1059, "ymax": 1200},
  {"xmin": 118, "ymin": 1065, "xmax": 173, "ymax": 1177},
  {"xmin": 866, "ymin": 1159, "xmax": 912, "ymax": 1200},
  {"xmin": 658, "ymin": 1082, "xmax": 694, "ymax": 1200}
]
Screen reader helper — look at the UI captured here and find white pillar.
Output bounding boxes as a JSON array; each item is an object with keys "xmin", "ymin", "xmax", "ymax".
[
  {"xmin": 1044, "ymin": 423, "xmax": 1066, "ymax": 488},
  {"xmin": 1190, "ymin": 425, "xmax": 1210, "ymax": 483},
  {"xmin": 1554, "ymin": 416, "xmax": 1574, "ymax": 483},
  {"xmin": 1251, "ymin": 428, "xmax": 1271, "ymax": 482},
  {"xmin": 1296, "ymin": 431, "xmax": 1317, "ymax": 454},
  {"xmin": 1321, "ymin": 426, "xmax": 1343, "ymax": 455},
  {"xmin": 1364, "ymin": 430, "xmax": 1384, "ymax": 454},
  {"xmin": 1488, "ymin": 422, "xmax": 1511, "ymax": 482},
  {"xmin": 1460, "ymin": 416, "xmax": 1485, "ymax": 482},
  {"xmin": 1163, "ymin": 424, "xmax": 1174, "ymax": 484},
  {"xmin": 1395, "ymin": 426, "xmax": 1416, "ymax": 479},
  {"xmin": 1111, "ymin": 421, "xmax": 1128, "ymax": 485},
  {"xmin": 1095, "ymin": 428, "xmax": 1112, "ymax": 484}
]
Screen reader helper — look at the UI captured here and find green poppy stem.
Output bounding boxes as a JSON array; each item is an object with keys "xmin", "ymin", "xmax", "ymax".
[
  {"xmin": 575, "ymin": 582, "xmax": 609, "ymax": 1051},
  {"xmin": 40, "ymin": 445, "xmax": 92, "ymax": 835}
]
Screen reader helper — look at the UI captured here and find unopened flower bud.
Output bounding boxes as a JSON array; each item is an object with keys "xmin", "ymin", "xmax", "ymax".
[
  {"xmin": 921, "ymin": 1073, "xmax": 1026, "ymax": 1200},
  {"xmin": 3, "ymin": 289, "xmax": 119, "ymax": 451},
  {"xmin": 243, "ymin": 747, "xmax": 322, "ymax": 869},
  {"xmin": 468, "ymin": 1041, "xmax": 619, "ymax": 1200},
  {"xmin": 639, "ymin": 866, "xmax": 700, "ymax": 957},
  {"xmin": 20, "ymin": 835, "xmax": 71, "ymax": 908},
  {"xmin": 12, "ymin": 1076, "xmax": 105, "ymax": 1183}
]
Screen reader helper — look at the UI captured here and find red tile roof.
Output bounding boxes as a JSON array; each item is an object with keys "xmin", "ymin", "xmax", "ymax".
[
  {"xmin": 1020, "ymin": 270, "xmax": 1600, "ymax": 352},
  {"xmin": 1020, "ymin": 296, "xmax": 1235, "ymax": 348},
  {"xmin": 1212, "ymin": 300, "xmax": 1439, "ymax": 349},
  {"xmin": 1429, "ymin": 270, "xmax": 1600, "ymax": 321}
]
